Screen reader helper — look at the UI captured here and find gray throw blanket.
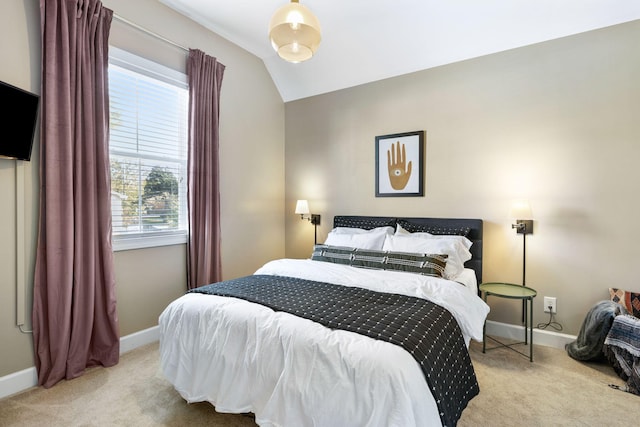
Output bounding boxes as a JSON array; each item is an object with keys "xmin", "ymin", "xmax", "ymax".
[{"xmin": 566, "ymin": 300, "xmax": 628, "ymax": 361}]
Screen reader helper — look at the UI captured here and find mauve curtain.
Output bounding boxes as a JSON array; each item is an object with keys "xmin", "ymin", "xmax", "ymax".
[
  {"xmin": 187, "ymin": 49, "xmax": 225, "ymax": 289},
  {"xmin": 33, "ymin": 0, "xmax": 118, "ymax": 388}
]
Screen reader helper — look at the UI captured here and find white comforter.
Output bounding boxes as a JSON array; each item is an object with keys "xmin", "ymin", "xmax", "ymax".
[{"xmin": 159, "ymin": 259, "xmax": 490, "ymax": 427}]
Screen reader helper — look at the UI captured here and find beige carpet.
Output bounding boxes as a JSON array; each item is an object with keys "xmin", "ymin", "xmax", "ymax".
[{"xmin": 1, "ymin": 340, "xmax": 638, "ymax": 426}]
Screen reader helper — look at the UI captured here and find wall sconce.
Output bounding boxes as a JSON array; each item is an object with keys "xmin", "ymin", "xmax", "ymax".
[
  {"xmin": 295, "ymin": 199, "xmax": 321, "ymax": 244},
  {"xmin": 510, "ymin": 199, "xmax": 533, "ymax": 322},
  {"xmin": 510, "ymin": 199, "xmax": 533, "ymax": 235}
]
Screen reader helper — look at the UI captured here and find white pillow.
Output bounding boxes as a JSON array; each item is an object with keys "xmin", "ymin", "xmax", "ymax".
[
  {"xmin": 395, "ymin": 223, "xmax": 473, "ymax": 250},
  {"xmin": 382, "ymin": 233, "xmax": 472, "ymax": 279},
  {"xmin": 324, "ymin": 226, "xmax": 393, "ymax": 250},
  {"xmin": 331, "ymin": 226, "xmax": 394, "ymax": 235}
]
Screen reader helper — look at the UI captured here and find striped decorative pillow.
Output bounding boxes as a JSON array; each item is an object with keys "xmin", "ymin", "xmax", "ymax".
[
  {"xmin": 312, "ymin": 245, "xmax": 447, "ymax": 278},
  {"xmin": 352, "ymin": 249, "xmax": 447, "ymax": 277},
  {"xmin": 311, "ymin": 245, "xmax": 353, "ymax": 265}
]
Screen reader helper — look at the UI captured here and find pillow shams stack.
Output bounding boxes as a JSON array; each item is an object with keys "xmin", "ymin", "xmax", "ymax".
[
  {"xmin": 383, "ymin": 230, "xmax": 472, "ymax": 280},
  {"xmin": 319, "ymin": 223, "xmax": 473, "ymax": 280}
]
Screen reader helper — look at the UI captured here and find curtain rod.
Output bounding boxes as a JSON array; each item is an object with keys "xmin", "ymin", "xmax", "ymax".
[{"xmin": 112, "ymin": 13, "xmax": 189, "ymax": 53}]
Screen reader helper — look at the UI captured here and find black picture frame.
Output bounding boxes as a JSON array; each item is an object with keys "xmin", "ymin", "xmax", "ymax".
[{"xmin": 375, "ymin": 130, "xmax": 424, "ymax": 197}]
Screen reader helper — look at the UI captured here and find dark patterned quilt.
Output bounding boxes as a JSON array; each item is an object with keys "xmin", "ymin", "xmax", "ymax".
[{"xmin": 190, "ymin": 274, "xmax": 479, "ymax": 426}]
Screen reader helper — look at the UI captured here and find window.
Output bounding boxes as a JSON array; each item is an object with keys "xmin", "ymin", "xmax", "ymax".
[{"xmin": 108, "ymin": 48, "xmax": 189, "ymax": 250}]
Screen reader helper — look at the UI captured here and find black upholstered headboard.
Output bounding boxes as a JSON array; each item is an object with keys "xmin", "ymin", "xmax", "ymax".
[{"xmin": 333, "ymin": 215, "xmax": 483, "ymax": 285}]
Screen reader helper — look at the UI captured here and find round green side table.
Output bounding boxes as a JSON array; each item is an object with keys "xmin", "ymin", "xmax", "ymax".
[{"xmin": 479, "ymin": 282, "xmax": 537, "ymax": 362}]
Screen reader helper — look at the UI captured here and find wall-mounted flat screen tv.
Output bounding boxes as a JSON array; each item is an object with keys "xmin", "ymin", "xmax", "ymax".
[{"xmin": 0, "ymin": 80, "xmax": 40, "ymax": 161}]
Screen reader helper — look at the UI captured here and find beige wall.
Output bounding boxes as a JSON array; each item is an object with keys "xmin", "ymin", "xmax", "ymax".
[
  {"xmin": 0, "ymin": 0, "xmax": 285, "ymax": 377},
  {"xmin": 285, "ymin": 21, "xmax": 640, "ymax": 335},
  {"xmin": 0, "ymin": 0, "xmax": 42, "ymax": 379}
]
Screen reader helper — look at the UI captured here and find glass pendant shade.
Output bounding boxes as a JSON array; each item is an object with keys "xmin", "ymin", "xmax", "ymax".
[{"xmin": 269, "ymin": 0, "xmax": 321, "ymax": 63}]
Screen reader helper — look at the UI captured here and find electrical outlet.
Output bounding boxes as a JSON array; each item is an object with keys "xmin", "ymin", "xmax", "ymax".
[{"xmin": 544, "ymin": 296, "xmax": 557, "ymax": 314}]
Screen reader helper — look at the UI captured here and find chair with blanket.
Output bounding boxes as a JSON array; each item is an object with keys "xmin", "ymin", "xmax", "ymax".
[{"xmin": 566, "ymin": 288, "xmax": 640, "ymax": 396}]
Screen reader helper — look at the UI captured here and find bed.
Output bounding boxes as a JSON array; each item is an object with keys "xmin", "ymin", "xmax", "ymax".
[{"xmin": 159, "ymin": 215, "xmax": 489, "ymax": 426}]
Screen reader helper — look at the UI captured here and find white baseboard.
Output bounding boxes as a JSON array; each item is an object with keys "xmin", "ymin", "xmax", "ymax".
[
  {"xmin": 119, "ymin": 325, "xmax": 160, "ymax": 354},
  {"xmin": 0, "ymin": 325, "xmax": 159, "ymax": 401},
  {"xmin": 485, "ymin": 320, "xmax": 576, "ymax": 350},
  {"xmin": 0, "ymin": 367, "xmax": 38, "ymax": 401}
]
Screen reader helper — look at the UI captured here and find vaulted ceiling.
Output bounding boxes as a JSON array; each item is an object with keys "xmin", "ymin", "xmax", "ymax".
[{"xmin": 159, "ymin": 0, "xmax": 640, "ymax": 102}]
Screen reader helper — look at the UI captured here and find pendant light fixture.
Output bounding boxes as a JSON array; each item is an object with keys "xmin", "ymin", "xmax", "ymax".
[{"xmin": 269, "ymin": 0, "xmax": 321, "ymax": 63}]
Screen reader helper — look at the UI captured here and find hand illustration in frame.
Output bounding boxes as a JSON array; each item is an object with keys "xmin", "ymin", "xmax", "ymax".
[{"xmin": 387, "ymin": 141, "xmax": 412, "ymax": 190}]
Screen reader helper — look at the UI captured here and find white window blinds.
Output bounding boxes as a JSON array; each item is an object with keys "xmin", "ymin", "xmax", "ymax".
[{"xmin": 108, "ymin": 48, "xmax": 189, "ymax": 250}]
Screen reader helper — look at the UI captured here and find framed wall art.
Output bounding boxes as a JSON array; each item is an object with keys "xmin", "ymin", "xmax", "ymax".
[{"xmin": 375, "ymin": 130, "xmax": 424, "ymax": 197}]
